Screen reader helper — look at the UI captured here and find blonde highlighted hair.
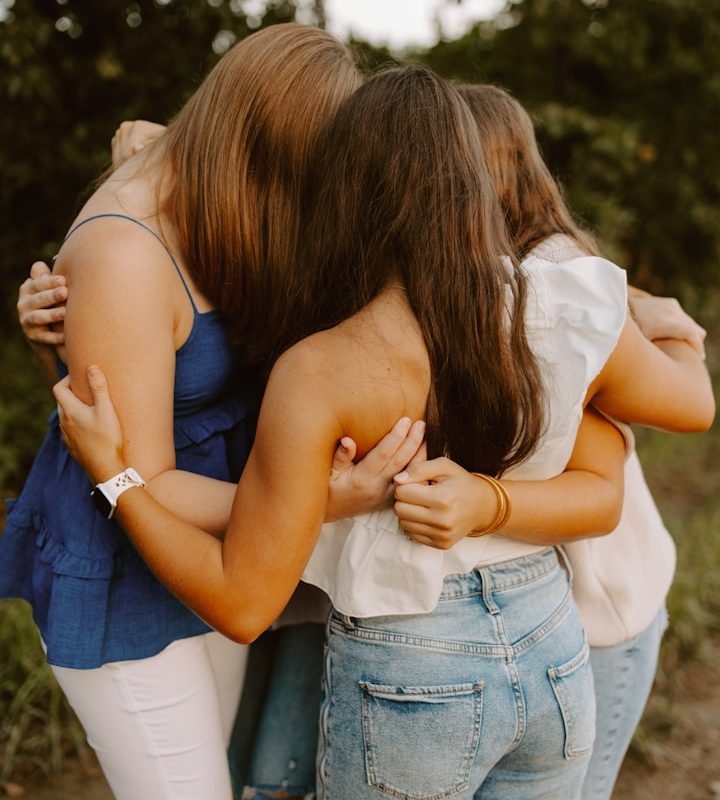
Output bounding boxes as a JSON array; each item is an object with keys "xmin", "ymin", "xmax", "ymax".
[
  {"xmin": 157, "ymin": 24, "xmax": 361, "ymax": 363},
  {"xmin": 458, "ymin": 84, "xmax": 599, "ymax": 259}
]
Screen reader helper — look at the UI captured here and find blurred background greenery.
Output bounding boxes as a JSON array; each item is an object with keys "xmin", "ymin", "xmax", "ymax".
[{"xmin": 1, "ymin": 0, "xmax": 718, "ymax": 792}]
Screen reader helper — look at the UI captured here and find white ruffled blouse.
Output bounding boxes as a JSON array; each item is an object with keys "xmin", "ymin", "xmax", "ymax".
[{"xmin": 302, "ymin": 254, "xmax": 628, "ymax": 617}]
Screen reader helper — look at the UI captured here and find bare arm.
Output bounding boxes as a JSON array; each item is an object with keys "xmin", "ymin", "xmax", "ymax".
[
  {"xmin": 629, "ymin": 288, "xmax": 706, "ymax": 358},
  {"xmin": 55, "ymin": 349, "xmax": 346, "ymax": 642},
  {"xmin": 588, "ymin": 316, "xmax": 714, "ymax": 431},
  {"xmin": 393, "ymin": 408, "xmax": 625, "ymax": 548}
]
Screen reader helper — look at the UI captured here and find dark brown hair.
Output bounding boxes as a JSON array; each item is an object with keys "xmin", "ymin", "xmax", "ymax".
[
  {"xmin": 458, "ymin": 84, "xmax": 599, "ymax": 259},
  {"xmin": 156, "ymin": 24, "xmax": 361, "ymax": 363},
  {"xmin": 294, "ymin": 67, "xmax": 545, "ymax": 476}
]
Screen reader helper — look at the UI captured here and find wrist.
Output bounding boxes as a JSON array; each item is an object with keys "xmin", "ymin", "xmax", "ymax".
[
  {"xmin": 91, "ymin": 467, "xmax": 145, "ymax": 519},
  {"xmin": 91, "ymin": 454, "xmax": 127, "ymax": 485},
  {"xmin": 467, "ymin": 473, "xmax": 512, "ymax": 538}
]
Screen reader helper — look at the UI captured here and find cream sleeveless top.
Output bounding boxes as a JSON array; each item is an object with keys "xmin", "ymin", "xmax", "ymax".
[{"xmin": 302, "ymin": 253, "xmax": 628, "ymax": 617}]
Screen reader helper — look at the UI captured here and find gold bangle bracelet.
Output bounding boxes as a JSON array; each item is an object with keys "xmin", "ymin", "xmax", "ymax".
[{"xmin": 467, "ymin": 473, "xmax": 512, "ymax": 538}]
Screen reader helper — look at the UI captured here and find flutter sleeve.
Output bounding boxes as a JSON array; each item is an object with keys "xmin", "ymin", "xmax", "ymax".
[{"xmin": 508, "ymin": 254, "xmax": 628, "ymax": 480}]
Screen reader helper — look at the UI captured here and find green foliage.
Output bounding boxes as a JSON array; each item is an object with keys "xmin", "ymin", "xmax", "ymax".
[
  {"xmin": 0, "ymin": 337, "xmax": 55, "ymax": 497},
  {"xmin": 419, "ymin": 0, "xmax": 720, "ymax": 292},
  {"xmin": 0, "ymin": 0, "xmax": 319, "ymax": 322},
  {"xmin": 0, "ymin": 600, "xmax": 88, "ymax": 784}
]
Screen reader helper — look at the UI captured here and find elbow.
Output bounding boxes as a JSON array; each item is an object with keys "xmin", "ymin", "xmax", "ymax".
[
  {"xmin": 209, "ymin": 609, "xmax": 267, "ymax": 645},
  {"xmin": 672, "ymin": 398, "xmax": 716, "ymax": 433},
  {"xmin": 680, "ymin": 383, "xmax": 716, "ymax": 433},
  {"xmin": 688, "ymin": 396, "xmax": 716, "ymax": 432},
  {"xmin": 594, "ymin": 503, "xmax": 622, "ymax": 538},
  {"xmin": 587, "ymin": 482, "xmax": 624, "ymax": 538}
]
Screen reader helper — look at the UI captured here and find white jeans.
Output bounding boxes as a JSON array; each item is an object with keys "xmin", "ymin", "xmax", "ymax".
[{"xmin": 51, "ymin": 632, "xmax": 248, "ymax": 800}]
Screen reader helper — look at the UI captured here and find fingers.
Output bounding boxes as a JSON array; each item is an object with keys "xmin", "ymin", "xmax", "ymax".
[
  {"xmin": 398, "ymin": 521, "xmax": 453, "ymax": 549},
  {"xmin": 402, "ymin": 532, "xmax": 436, "ymax": 548},
  {"xmin": 383, "ymin": 420, "xmax": 426, "ymax": 474},
  {"xmin": 29, "ymin": 261, "xmax": 54, "ymax": 280},
  {"xmin": 362, "ymin": 417, "xmax": 412, "ymax": 470},
  {"xmin": 86, "ymin": 365, "xmax": 109, "ymax": 399},
  {"xmin": 21, "ymin": 304, "xmax": 66, "ymax": 324},
  {"xmin": 409, "ymin": 441, "xmax": 428, "ymax": 465},
  {"xmin": 112, "ymin": 120, "xmax": 166, "ymax": 169},
  {"xmin": 52, "ymin": 374, "xmax": 72, "ymax": 411},
  {"xmin": 393, "ymin": 482, "xmax": 438, "ymax": 508},
  {"xmin": 24, "ymin": 328, "xmax": 65, "ymax": 346},
  {"xmin": 394, "ymin": 456, "xmax": 453, "ymax": 486},
  {"xmin": 18, "ymin": 264, "xmax": 68, "ymax": 344},
  {"xmin": 19, "ymin": 270, "xmax": 66, "ymax": 303},
  {"xmin": 330, "ymin": 437, "xmax": 357, "ymax": 475},
  {"xmin": 393, "ymin": 500, "xmax": 437, "ymax": 523}
]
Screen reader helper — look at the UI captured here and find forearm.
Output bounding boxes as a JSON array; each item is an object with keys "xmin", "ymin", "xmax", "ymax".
[
  {"xmin": 112, "ymin": 469, "xmax": 321, "ymax": 643},
  {"xmin": 146, "ymin": 470, "xmax": 236, "ymax": 537},
  {"xmin": 496, "ymin": 471, "xmax": 622, "ymax": 545},
  {"xmin": 113, "ymin": 485, "xmax": 241, "ymax": 631}
]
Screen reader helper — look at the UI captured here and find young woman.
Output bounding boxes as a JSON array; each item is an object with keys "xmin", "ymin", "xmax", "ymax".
[
  {"xmin": 1, "ymin": 24, "xmax": 391, "ymax": 800},
  {"xmin": 450, "ymin": 83, "xmax": 704, "ymax": 799},
  {"xmin": 54, "ymin": 67, "xmax": 713, "ymax": 799}
]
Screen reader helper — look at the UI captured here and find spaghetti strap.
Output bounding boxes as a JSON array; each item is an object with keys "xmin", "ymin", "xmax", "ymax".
[{"xmin": 61, "ymin": 213, "xmax": 199, "ymax": 314}]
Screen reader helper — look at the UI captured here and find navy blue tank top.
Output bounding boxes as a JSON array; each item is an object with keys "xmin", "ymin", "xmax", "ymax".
[{"xmin": 0, "ymin": 214, "xmax": 261, "ymax": 668}]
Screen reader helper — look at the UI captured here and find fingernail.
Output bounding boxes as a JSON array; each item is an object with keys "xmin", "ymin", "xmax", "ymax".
[
  {"xmin": 396, "ymin": 417, "xmax": 411, "ymax": 431},
  {"xmin": 88, "ymin": 365, "xmax": 100, "ymax": 378},
  {"xmin": 55, "ymin": 288, "xmax": 67, "ymax": 300},
  {"xmin": 416, "ymin": 421, "xmax": 426, "ymax": 432},
  {"xmin": 394, "ymin": 471, "xmax": 409, "ymax": 483},
  {"xmin": 340, "ymin": 437, "xmax": 352, "ymax": 450}
]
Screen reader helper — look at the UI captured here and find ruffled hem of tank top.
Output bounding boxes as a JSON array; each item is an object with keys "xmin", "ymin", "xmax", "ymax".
[
  {"xmin": 173, "ymin": 395, "xmax": 256, "ymax": 449},
  {"xmin": 1, "ymin": 499, "xmax": 210, "ymax": 668}
]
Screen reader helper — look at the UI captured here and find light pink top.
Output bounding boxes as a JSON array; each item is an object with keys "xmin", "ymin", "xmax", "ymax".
[{"xmin": 532, "ymin": 235, "xmax": 675, "ymax": 646}]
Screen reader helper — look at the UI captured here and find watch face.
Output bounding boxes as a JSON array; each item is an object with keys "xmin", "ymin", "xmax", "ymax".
[{"xmin": 91, "ymin": 487, "xmax": 114, "ymax": 519}]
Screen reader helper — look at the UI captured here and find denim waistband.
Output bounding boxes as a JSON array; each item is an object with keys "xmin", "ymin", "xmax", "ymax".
[{"xmin": 438, "ymin": 547, "xmax": 559, "ymax": 601}]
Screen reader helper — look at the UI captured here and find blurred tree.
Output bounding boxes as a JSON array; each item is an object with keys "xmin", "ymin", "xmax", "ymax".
[
  {"xmin": 0, "ymin": 0, "xmax": 306, "ymax": 326},
  {"xmin": 0, "ymin": 0, "xmax": 307, "ymax": 492},
  {"xmin": 422, "ymin": 0, "xmax": 720, "ymax": 291}
]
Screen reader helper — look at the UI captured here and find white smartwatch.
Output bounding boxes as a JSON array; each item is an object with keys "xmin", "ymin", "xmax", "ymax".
[{"xmin": 90, "ymin": 468, "xmax": 146, "ymax": 519}]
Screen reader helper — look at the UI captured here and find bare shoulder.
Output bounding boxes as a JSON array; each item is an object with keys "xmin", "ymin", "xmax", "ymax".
[
  {"xmin": 55, "ymin": 213, "xmax": 170, "ymax": 286},
  {"xmin": 266, "ymin": 300, "xmax": 429, "ymax": 453},
  {"xmin": 267, "ymin": 329, "xmax": 349, "ymax": 396}
]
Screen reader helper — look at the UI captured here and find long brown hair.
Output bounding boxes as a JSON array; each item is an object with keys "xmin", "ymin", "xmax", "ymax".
[
  {"xmin": 155, "ymin": 24, "xmax": 361, "ymax": 363},
  {"xmin": 458, "ymin": 84, "xmax": 599, "ymax": 259},
  {"xmin": 294, "ymin": 67, "xmax": 545, "ymax": 476}
]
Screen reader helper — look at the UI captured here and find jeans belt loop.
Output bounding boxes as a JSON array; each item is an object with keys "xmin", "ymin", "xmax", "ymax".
[
  {"xmin": 479, "ymin": 567, "xmax": 500, "ymax": 615},
  {"xmin": 338, "ymin": 612, "xmax": 355, "ymax": 630}
]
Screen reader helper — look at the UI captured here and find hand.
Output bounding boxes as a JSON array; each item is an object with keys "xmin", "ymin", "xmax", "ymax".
[
  {"xmin": 53, "ymin": 366, "xmax": 126, "ymax": 484},
  {"xmin": 630, "ymin": 292, "xmax": 706, "ymax": 359},
  {"xmin": 325, "ymin": 417, "xmax": 426, "ymax": 522},
  {"xmin": 111, "ymin": 120, "xmax": 167, "ymax": 169},
  {"xmin": 17, "ymin": 262, "xmax": 66, "ymax": 347},
  {"xmin": 393, "ymin": 457, "xmax": 497, "ymax": 549}
]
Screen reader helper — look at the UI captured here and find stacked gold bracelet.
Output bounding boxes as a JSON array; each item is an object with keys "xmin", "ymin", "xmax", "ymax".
[{"xmin": 466, "ymin": 473, "xmax": 512, "ymax": 538}]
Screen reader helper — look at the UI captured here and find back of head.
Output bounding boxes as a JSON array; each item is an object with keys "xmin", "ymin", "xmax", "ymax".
[
  {"xmin": 160, "ymin": 23, "xmax": 361, "ymax": 363},
  {"xmin": 458, "ymin": 84, "xmax": 598, "ymax": 258},
  {"xmin": 298, "ymin": 66, "xmax": 545, "ymax": 476}
]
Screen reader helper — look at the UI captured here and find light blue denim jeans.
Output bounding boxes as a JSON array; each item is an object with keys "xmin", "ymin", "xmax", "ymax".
[
  {"xmin": 318, "ymin": 548, "xmax": 596, "ymax": 800},
  {"xmin": 582, "ymin": 606, "xmax": 668, "ymax": 800}
]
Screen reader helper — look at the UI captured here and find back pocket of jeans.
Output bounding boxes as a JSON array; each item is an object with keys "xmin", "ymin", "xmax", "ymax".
[
  {"xmin": 360, "ymin": 680, "xmax": 483, "ymax": 800},
  {"xmin": 548, "ymin": 641, "xmax": 595, "ymax": 759}
]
